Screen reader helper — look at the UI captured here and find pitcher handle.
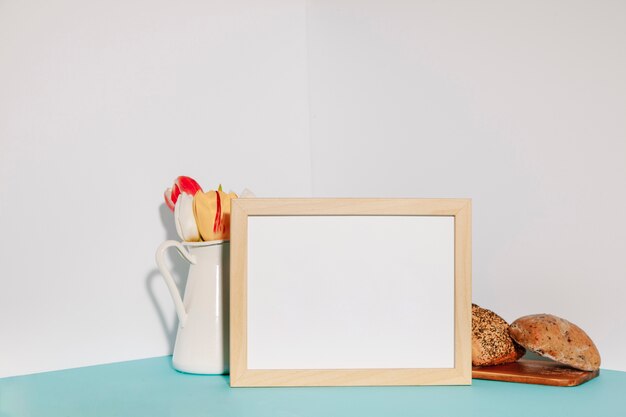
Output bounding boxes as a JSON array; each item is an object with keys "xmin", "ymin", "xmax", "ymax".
[{"xmin": 155, "ymin": 240, "xmax": 197, "ymax": 328}]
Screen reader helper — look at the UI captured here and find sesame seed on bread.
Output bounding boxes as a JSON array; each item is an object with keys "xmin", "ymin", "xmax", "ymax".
[{"xmin": 472, "ymin": 304, "xmax": 526, "ymax": 367}]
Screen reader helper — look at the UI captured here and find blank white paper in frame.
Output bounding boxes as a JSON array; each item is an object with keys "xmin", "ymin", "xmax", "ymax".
[{"xmin": 246, "ymin": 215, "xmax": 455, "ymax": 370}]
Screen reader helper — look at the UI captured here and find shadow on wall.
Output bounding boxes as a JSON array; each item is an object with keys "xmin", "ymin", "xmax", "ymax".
[{"xmin": 145, "ymin": 203, "xmax": 188, "ymax": 351}]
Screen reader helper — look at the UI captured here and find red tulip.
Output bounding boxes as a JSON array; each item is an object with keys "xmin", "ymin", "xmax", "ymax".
[
  {"xmin": 164, "ymin": 176, "xmax": 203, "ymax": 212},
  {"xmin": 164, "ymin": 188, "xmax": 175, "ymax": 211}
]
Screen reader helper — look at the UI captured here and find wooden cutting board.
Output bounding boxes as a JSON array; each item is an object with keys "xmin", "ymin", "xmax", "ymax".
[{"xmin": 472, "ymin": 359, "xmax": 599, "ymax": 387}]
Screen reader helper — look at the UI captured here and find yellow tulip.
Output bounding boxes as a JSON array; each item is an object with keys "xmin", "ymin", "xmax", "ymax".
[{"xmin": 193, "ymin": 188, "xmax": 238, "ymax": 241}]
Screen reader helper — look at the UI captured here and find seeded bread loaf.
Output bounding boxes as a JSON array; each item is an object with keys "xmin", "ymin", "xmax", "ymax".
[
  {"xmin": 509, "ymin": 314, "xmax": 601, "ymax": 371},
  {"xmin": 472, "ymin": 304, "xmax": 526, "ymax": 367}
]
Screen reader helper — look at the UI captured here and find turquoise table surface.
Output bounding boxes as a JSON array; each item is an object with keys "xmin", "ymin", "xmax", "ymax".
[{"xmin": 1, "ymin": 356, "xmax": 624, "ymax": 417}]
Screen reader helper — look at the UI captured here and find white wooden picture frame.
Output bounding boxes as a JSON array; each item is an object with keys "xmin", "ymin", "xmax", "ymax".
[{"xmin": 230, "ymin": 199, "xmax": 471, "ymax": 387}]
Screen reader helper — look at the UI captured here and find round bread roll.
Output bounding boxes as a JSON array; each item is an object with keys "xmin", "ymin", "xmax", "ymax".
[
  {"xmin": 472, "ymin": 304, "xmax": 525, "ymax": 367},
  {"xmin": 509, "ymin": 314, "xmax": 600, "ymax": 371}
]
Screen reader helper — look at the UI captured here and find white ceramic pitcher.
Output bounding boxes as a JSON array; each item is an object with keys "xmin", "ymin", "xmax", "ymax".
[{"xmin": 155, "ymin": 240, "xmax": 229, "ymax": 374}]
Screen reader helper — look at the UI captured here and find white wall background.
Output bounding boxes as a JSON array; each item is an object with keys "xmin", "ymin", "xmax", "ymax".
[
  {"xmin": 1, "ymin": 0, "xmax": 624, "ymax": 377},
  {"xmin": 0, "ymin": 0, "xmax": 311, "ymax": 378},
  {"xmin": 306, "ymin": 0, "xmax": 626, "ymax": 372}
]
